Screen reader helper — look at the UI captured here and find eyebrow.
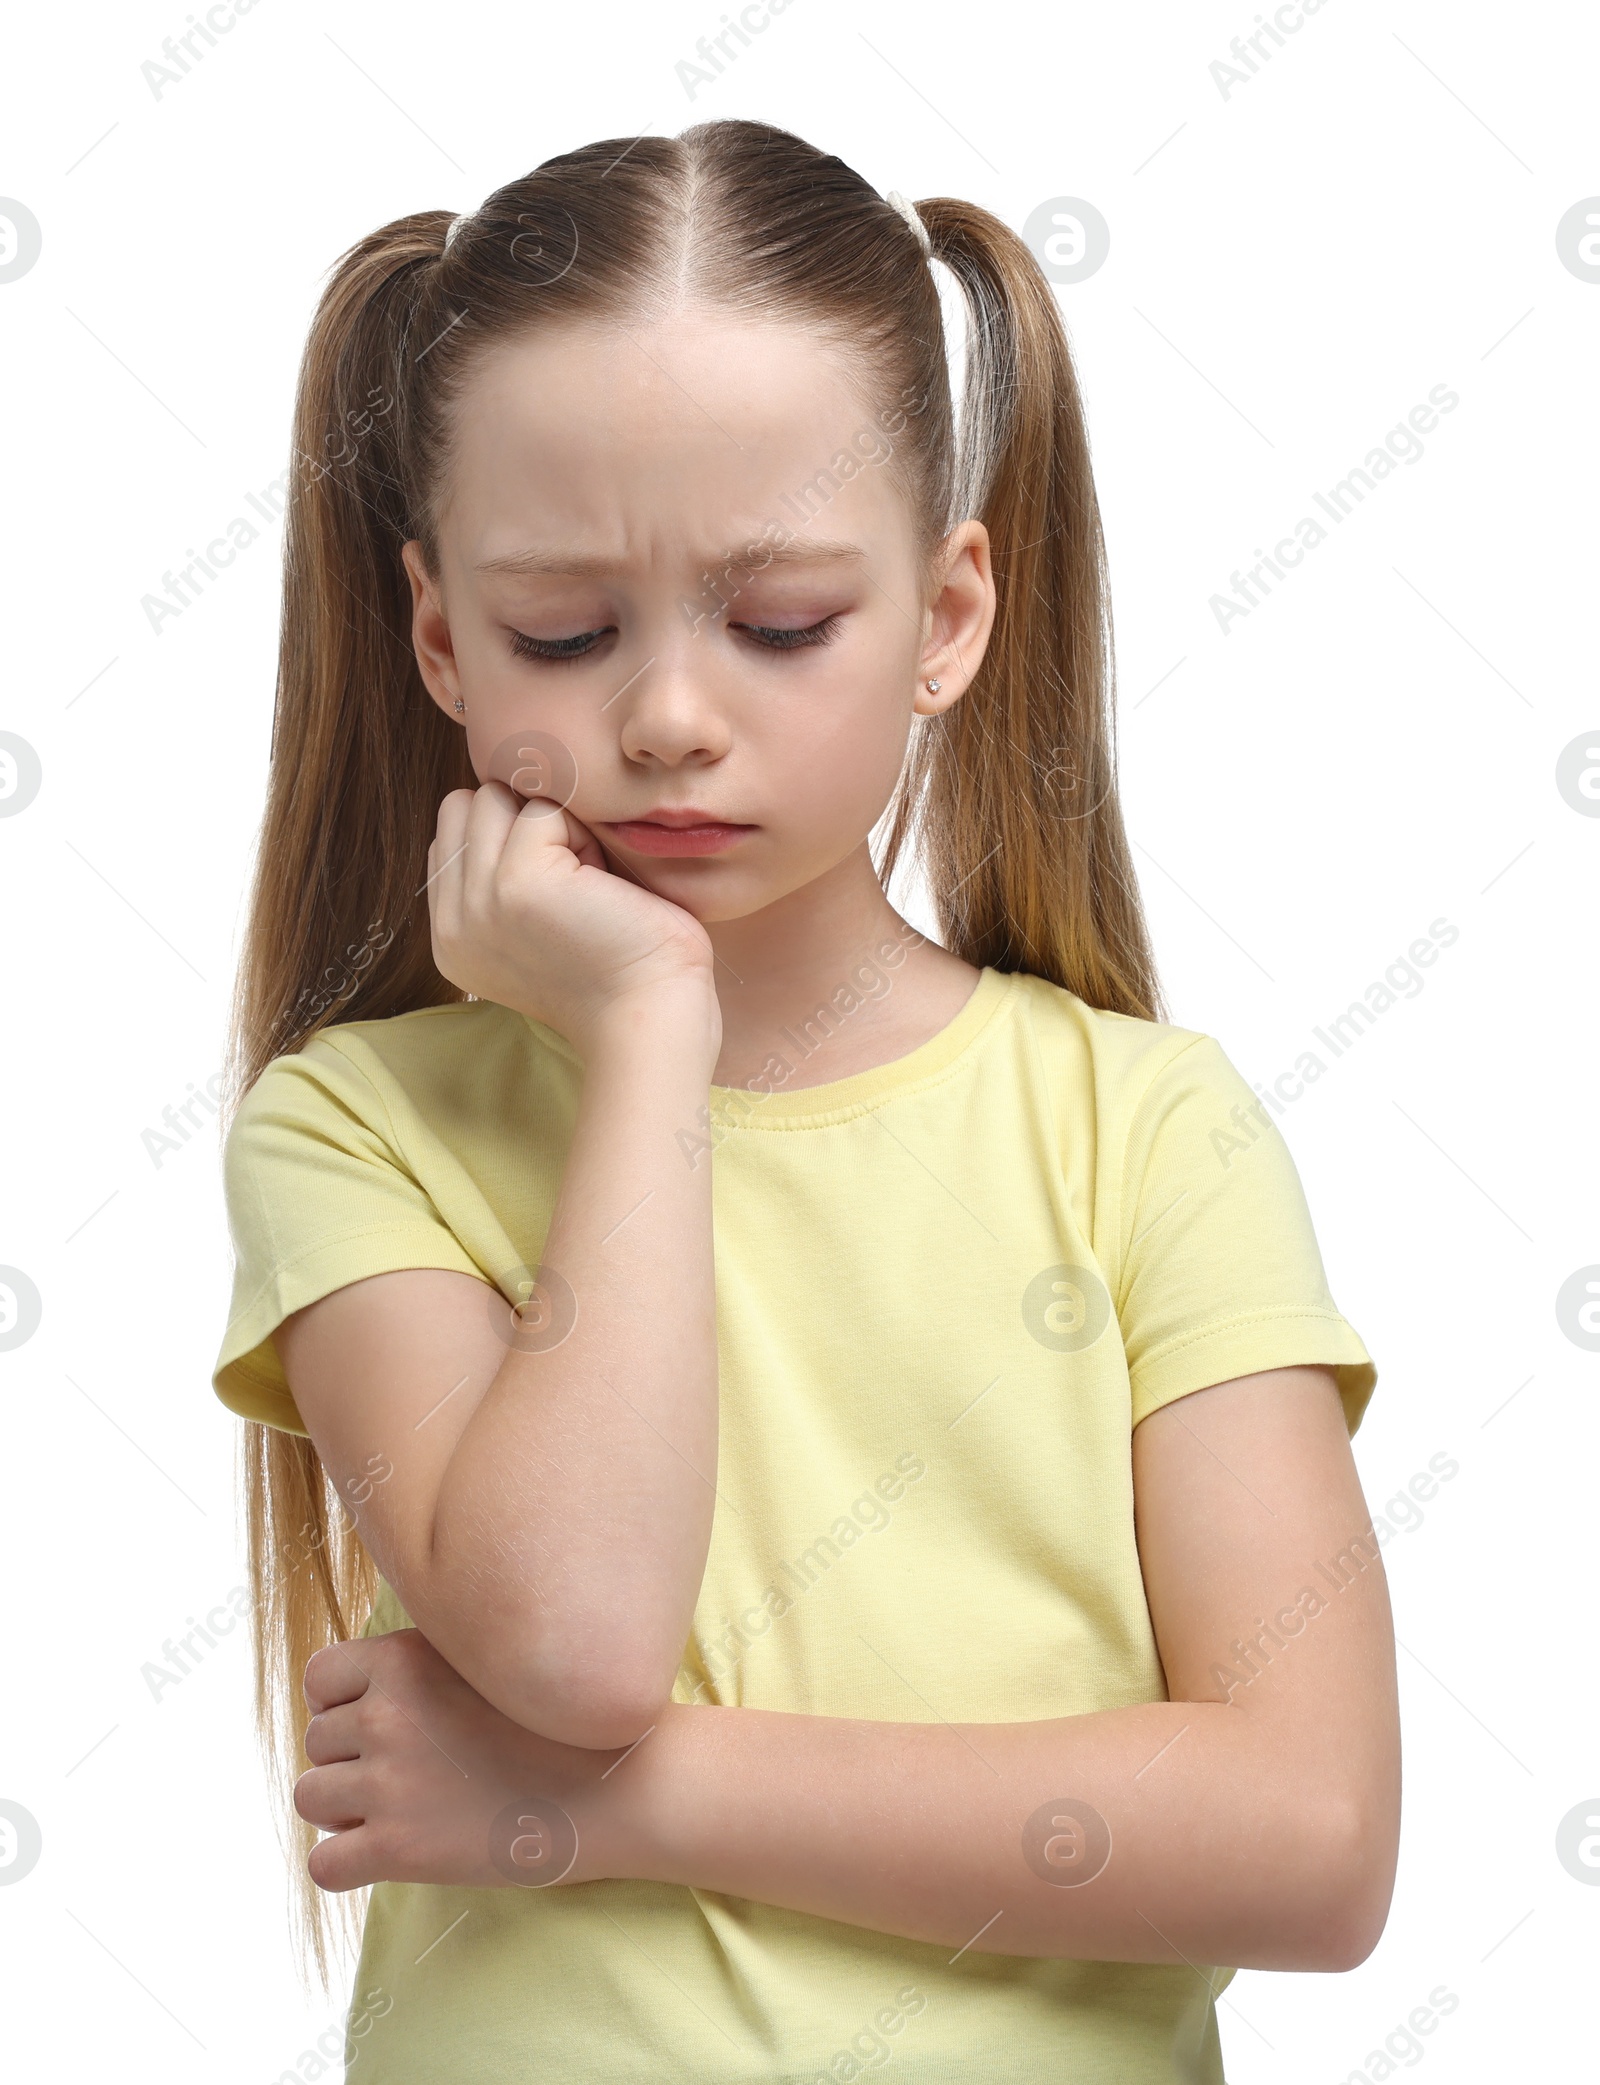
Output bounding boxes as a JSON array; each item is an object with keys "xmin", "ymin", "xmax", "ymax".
[{"xmin": 473, "ymin": 536, "xmax": 868, "ymax": 578}]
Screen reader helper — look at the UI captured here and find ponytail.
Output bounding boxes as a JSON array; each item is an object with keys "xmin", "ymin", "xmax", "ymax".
[
  {"xmin": 227, "ymin": 209, "xmax": 476, "ymax": 1989},
  {"xmin": 876, "ymin": 197, "xmax": 1167, "ymax": 1024},
  {"xmin": 228, "ymin": 210, "xmax": 475, "ymax": 1114}
]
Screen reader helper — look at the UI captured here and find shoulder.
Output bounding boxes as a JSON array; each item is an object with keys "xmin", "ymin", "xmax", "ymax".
[
  {"xmin": 228, "ymin": 999, "xmax": 574, "ymax": 1142},
  {"xmin": 1001, "ymin": 970, "xmax": 1238, "ymax": 1122}
]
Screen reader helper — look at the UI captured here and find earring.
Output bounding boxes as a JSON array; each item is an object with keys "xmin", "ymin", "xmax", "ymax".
[
  {"xmin": 453, "ymin": 697, "xmax": 465, "ymax": 714},
  {"xmin": 925, "ymin": 678, "xmax": 942, "ymax": 694}
]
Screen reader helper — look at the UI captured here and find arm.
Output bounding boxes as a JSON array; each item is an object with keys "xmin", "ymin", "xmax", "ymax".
[
  {"xmin": 275, "ymin": 783, "xmax": 723, "ymax": 1749},
  {"xmin": 633, "ymin": 1365, "xmax": 1399, "ymax": 1969},
  {"xmin": 297, "ymin": 1364, "xmax": 1401, "ymax": 1969}
]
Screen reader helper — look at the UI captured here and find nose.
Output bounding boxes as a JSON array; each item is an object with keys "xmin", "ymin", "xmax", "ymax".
[{"xmin": 613, "ymin": 637, "xmax": 733, "ymax": 769}]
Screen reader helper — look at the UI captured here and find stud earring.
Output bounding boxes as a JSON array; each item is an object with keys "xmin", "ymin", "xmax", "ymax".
[
  {"xmin": 453, "ymin": 697, "xmax": 466, "ymax": 714},
  {"xmin": 925, "ymin": 678, "xmax": 942, "ymax": 694}
]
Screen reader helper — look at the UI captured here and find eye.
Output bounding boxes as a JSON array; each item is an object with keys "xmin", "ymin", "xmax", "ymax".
[
  {"xmin": 735, "ymin": 615, "xmax": 843, "ymax": 651},
  {"xmin": 508, "ymin": 627, "xmax": 613, "ymax": 663}
]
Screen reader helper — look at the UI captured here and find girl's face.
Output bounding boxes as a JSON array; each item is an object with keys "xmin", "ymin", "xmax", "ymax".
[{"xmin": 401, "ymin": 313, "xmax": 994, "ymax": 925}]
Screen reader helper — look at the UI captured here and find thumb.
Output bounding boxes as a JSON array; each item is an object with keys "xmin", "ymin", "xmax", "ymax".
[{"xmin": 515, "ymin": 792, "xmax": 608, "ymax": 872}]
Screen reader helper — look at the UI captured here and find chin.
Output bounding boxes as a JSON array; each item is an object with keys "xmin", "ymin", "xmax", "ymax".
[
  {"xmin": 660, "ymin": 879, "xmax": 766, "ymax": 926},
  {"xmin": 640, "ymin": 862, "xmax": 796, "ymax": 927}
]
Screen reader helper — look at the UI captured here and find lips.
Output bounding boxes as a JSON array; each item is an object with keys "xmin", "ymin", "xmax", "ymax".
[{"xmin": 601, "ymin": 813, "xmax": 755, "ymax": 858}]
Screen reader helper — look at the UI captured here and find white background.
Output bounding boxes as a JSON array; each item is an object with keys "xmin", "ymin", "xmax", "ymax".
[{"xmin": 1, "ymin": 1, "xmax": 1594, "ymax": 2078}]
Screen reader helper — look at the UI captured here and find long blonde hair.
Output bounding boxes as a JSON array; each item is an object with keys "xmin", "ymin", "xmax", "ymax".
[{"xmin": 222, "ymin": 115, "xmax": 1166, "ymax": 1986}]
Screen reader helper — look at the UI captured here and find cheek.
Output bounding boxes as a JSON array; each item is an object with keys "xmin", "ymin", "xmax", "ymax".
[
  {"xmin": 457, "ymin": 657, "xmax": 601, "ymax": 799},
  {"xmin": 775, "ymin": 692, "xmax": 913, "ymax": 840},
  {"xmin": 776, "ymin": 626, "xmax": 921, "ymax": 790},
  {"xmin": 466, "ymin": 715, "xmax": 593, "ymax": 807}
]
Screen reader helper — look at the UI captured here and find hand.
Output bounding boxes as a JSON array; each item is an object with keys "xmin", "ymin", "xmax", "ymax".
[
  {"xmin": 427, "ymin": 780, "xmax": 719, "ymax": 1058},
  {"xmin": 294, "ymin": 1628, "xmax": 663, "ymax": 1893}
]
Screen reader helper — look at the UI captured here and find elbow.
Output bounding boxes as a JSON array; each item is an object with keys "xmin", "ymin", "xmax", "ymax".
[
  {"xmin": 498, "ymin": 1643, "xmax": 676, "ymax": 1753},
  {"xmin": 528, "ymin": 1684, "xmax": 671, "ymax": 1754},
  {"xmin": 1290, "ymin": 1791, "xmax": 1399, "ymax": 1972},
  {"xmin": 420, "ymin": 1571, "xmax": 680, "ymax": 1750}
]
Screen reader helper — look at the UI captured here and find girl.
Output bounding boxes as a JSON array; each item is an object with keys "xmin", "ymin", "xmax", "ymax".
[{"xmin": 212, "ymin": 117, "xmax": 1399, "ymax": 2083}]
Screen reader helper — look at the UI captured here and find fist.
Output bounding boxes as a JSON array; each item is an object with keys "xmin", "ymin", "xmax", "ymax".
[
  {"xmin": 427, "ymin": 782, "xmax": 717, "ymax": 1056},
  {"xmin": 294, "ymin": 1628, "xmax": 648, "ymax": 1894}
]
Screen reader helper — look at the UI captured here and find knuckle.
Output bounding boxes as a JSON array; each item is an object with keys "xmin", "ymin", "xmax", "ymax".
[
  {"xmin": 365, "ymin": 1756, "xmax": 408, "ymax": 1814},
  {"xmin": 371, "ymin": 1628, "xmax": 418, "ymax": 1679},
  {"xmin": 360, "ymin": 1696, "xmax": 399, "ymax": 1748},
  {"xmin": 390, "ymin": 1627, "xmax": 430, "ymax": 1671},
  {"xmin": 371, "ymin": 1812, "xmax": 425, "ymax": 1881}
]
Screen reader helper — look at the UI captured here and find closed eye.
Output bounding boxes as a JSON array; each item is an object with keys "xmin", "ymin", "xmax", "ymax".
[
  {"xmin": 733, "ymin": 615, "xmax": 842, "ymax": 651},
  {"xmin": 509, "ymin": 627, "xmax": 613, "ymax": 662},
  {"xmin": 508, "ymin": 615, "xmax": 843, "ymax": 663}
]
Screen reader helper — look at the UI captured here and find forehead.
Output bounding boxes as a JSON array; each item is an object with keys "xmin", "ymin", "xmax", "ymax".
[{"xmin": 436, "ymin": 312, "xmax": 911, "ymax": 570}]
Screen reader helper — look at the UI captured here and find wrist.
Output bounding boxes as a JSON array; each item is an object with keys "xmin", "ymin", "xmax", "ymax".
[
  {"xmin": 582, "ymin": 980, "xmax": 721, "ymax": 1076},
  {"xmin": 596, "ymin": 1698, "xmax": 708, "ymax": 1887}
]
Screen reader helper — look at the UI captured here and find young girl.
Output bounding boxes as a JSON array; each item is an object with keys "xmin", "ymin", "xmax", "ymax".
[{"xmin": 212, "ymin": 117, "xmax": 1400, "ymax": 2083}]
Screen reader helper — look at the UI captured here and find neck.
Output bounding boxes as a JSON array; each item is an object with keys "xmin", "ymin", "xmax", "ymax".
[{"xmin": 704, "ymin": 844, "xmax": 981, "ymax": 1091}]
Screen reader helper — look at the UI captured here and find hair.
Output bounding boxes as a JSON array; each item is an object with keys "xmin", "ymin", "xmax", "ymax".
[{"xmin": 221, "ymin": 115, "xmax": 1167, "ymax": 1985}]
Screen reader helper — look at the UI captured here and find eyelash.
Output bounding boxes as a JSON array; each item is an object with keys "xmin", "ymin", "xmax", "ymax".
[{"xmin": 507, "ymin": 616, "xmax": 842, "ymax": 663}]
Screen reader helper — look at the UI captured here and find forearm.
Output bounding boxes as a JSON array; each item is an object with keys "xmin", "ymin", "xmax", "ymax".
[
  {"xmin": 310, "ymin": 1374, "xmax": 1401, "ymax": 1954},
  {"xmin": 425, "ymin": 992, "xmax": 719, "ymax": 1743},
  {"xmin": 618, "ymin": 1694, "xmax": 1391, "ymax": 1973}
]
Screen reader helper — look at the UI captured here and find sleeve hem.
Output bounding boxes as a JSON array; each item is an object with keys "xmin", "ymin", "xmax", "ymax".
[
  {"xmin": 1129, "ymin": 1308, "xmax": 1378, "ymax": 1437},
  {"xmin": 212, "ymin": 1223, "xmax": 491, "ymax": 1436}
]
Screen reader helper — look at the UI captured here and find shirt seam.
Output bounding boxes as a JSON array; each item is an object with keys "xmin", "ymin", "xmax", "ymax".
[
  {"xmin": 309, "ymin": 1031, "xmax": 420, "ymax": 1169},
  {"xmin": 224, "ymin": 1352, "xmax": 282, "ymax": 1391},
  {"xmin": 1132, "ymin": 1303, "xmax": 1363, "ymax": 1375},
  {"xmin": 1110, "ymin": 1029, "xmax": 1218, "ymax": 1311},
  {"xmin": 222, "ymin": 1218, "xmax": 486, "ymax": 1346}
]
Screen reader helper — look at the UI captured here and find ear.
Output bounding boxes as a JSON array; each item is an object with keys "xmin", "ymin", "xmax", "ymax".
[
  {"xmin": 913, "ymin": 520, "xmax": 996, "ymax": 718},
  {"xmin": 400, "ymin": 541, "xmax": 464, "ymax": 718}
]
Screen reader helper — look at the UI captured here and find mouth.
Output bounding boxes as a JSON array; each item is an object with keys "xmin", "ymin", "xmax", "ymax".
[{"xmin": 599, "ymin": 812, "xmax": 757, "ymax": 858}]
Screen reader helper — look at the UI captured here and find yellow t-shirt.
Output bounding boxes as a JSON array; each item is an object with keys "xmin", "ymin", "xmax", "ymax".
[{"xmin": 213, "ymin": 964, "xmax": 1376, "ymax": 2084}]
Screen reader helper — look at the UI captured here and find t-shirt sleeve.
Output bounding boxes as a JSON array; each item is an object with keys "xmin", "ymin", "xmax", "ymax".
[
  {"xmin": 1114, "ymin": 1032, "xmax": 1377, "ymax": 1435},
  {"xmin": 211, "ymin": 1036, "xmax": 487, "ymax": 1436}
]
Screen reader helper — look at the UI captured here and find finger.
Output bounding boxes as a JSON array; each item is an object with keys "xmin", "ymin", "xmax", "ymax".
[
  {"xmin": 500, "ymin": 795, "xmax": 600, "ymax": 879},
  {"xmin": 591, "ymin": 833, "xmax": 653, "ymax": 888},
  {"xmin": 303, "ymin": 1640, "xmax": 377, "ymax": 1714},
  {"xmin": 556, "ymin": 806, "xmax": 609, "ymax": 872},
  {"xmin": 460, "ymin": 779, "xmax": 524, "ymax": 917},
  {"xmin": 294, "ymin": 1761, "xmax": 366, "ymax": 1834},
  {"xmin": 303, "ymin": 1701, "xmax": 365, "ymax": 1766},
  {"xmin": 426, "ymin": 788, "xmax": 476, "ymax": 948},
  {"xmin": 308, "ymin": 1822, "xmax": 379, "ymax": 1895}
]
